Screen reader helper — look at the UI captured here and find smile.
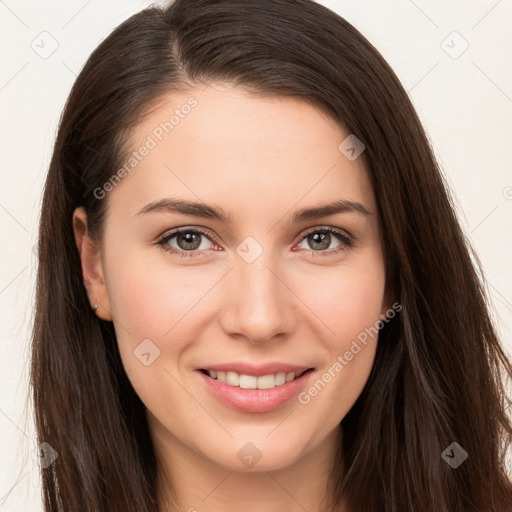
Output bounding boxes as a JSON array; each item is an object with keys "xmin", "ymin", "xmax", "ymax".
[
  {"xmin": 199, "ymin": 369, "xmax": 309, "ymax": 389},
  {"xmin": 196, "ymin": 365, "xmax": 316, "ymax": 413}
]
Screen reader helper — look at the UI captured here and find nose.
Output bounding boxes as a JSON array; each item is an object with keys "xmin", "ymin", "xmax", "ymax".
[{"xmin": 218, "ymin": 248, "xmax": 297, "ymax": 345}]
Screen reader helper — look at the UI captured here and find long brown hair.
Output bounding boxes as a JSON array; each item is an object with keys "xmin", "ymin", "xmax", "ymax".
[{"xmin": 31, "ymin": 0, "xmax": 512, "ymax": 510}]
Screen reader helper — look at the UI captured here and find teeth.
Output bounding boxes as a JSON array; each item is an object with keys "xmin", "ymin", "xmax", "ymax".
[
  {"xmin": 206, "ymin": 369, "xmax": 308, "ymax": 389},
  {"xmin": 256, "ymin": 374, "xmax": 275, "ymax": 389},
  {"xmin": 240, "ymin": 374, "xmax": 258, "ymax": 389},
  {"xmin": 225, "ymin": 371, "xmax": 240, "ymax": 386},
  {"xmin": 275, "ymin": 372, "xmax": 286, "ymax": 386}
]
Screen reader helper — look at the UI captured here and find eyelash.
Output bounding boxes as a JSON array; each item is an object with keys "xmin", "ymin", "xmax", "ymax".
[{"xmin": 156, "ymin": 226, "xmax": 354, "ymax": 259}]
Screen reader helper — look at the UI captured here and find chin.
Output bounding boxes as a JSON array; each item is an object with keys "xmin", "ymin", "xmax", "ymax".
[{"xmin": 204, "ymin": 438, "xmax": 307, "ymax": 473}]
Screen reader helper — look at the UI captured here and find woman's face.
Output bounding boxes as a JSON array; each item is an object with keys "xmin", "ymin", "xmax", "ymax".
[{"xmin": 75, "ymin": 83, "xmax": 391, "ymax": 472}]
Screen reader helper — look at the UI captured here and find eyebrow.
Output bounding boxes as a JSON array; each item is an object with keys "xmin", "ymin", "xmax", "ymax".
[{"xmin": 135, "ymin": 198, "xmax": 373, "ymax": 223}]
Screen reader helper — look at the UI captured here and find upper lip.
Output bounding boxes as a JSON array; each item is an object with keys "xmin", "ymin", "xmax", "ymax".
[{"xmin": 198, "ymin": 362, "xmax": 314, "ymax": 377}]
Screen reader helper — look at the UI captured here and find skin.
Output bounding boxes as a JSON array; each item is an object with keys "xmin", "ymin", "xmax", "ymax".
[{"xmin": 73, "ymin": 83, "xmax": 392, "ymax": 512}]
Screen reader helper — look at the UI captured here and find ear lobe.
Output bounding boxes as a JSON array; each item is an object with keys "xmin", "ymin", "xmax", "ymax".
[{"xmin": 72, "ymin": 206, "xmax": 112, "ymax": 321}]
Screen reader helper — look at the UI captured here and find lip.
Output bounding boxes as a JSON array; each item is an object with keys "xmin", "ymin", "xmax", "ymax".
[
  {"xmin": 196, "ymin": 367, "xmax": 316, "ymax": 413},
  {"xmin": 197, "ymin": 361, "xmax": 311, "ymax": 377}
]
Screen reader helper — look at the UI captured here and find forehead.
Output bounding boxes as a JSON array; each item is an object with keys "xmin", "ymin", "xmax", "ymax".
[{"xmin": 108, "ymin": 83, "xmax": 377, "ymax": 224}]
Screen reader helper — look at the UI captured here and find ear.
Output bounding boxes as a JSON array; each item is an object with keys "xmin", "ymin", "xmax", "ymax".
[{"xmin": 72, "ymin": 206, "xmax": 112, "ymax": 321}]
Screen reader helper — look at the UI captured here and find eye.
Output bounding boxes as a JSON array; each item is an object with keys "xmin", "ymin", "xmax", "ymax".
[
  {"xmin": 156, "ymin": 227, "xmax": 218, "ymax": 258},
  {"xmin": 294, "ymin": 227, "xmax": 353, "ymax": 257},
  {"xmin": 156, "ymin": 226, "xmax": 354, "ymax": 258}
]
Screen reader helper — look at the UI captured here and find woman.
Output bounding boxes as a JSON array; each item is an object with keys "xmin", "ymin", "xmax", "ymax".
[{"xmin": 31, "ymin": 0, "xmax": 512, "ymax": 510}]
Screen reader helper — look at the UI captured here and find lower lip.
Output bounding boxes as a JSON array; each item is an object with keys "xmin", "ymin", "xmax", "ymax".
[{"xmin": 197, "ymin": 369, "xmax": 315, "ymax": 413}]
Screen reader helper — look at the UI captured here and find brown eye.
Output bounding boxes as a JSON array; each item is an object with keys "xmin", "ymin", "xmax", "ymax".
[
  {"xmin": 296, "ymin": 227, "xmax": 353, "ymax": 256},
  {"xmin": 305, "ymin": 231, "xmax": 331, "ymax": 250},
  {"xmin": 175, "ymin": 231, "xmax": 202, "ymax": 251},
  {"xmin": 157, "ymin": 228, "xmax": 216, "ymax": 258}
]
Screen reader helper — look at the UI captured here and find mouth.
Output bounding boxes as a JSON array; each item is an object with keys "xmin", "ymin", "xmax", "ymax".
[
  {"xmin": 198, "ymin": 368, "xmax": 313, "ymax": 390},
  {"xmin": 196, "ymin": 365, "xmax": 316, "ymax": 413}
]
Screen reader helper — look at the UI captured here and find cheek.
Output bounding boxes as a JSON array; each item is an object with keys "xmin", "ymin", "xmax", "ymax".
[
  {"xmin": 297, "ymin": 252, "xmax": 384, "ymax": 402},
  {"xmin": 304, "ymin": 257, "xmax": 384, "ymax": 411},
  {"xmin": 104, "ymin": 253, "xmax": 194, "ymax": 406},
  {"xmin": 105, "ymin": 248, "xmax": 204, "ymax": 337},
  {"xmin": 104, "ymin": 248, "xmax": 221, "ymax": 377},
  {"xmin": 304, "ymin": 254, "xmax": 386, "ymax": 345}
]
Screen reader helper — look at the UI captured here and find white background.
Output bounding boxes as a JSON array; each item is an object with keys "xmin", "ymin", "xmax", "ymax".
[{"xmin": 0, "ymin": 1, "xmax": 511, "ymax": 510}]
